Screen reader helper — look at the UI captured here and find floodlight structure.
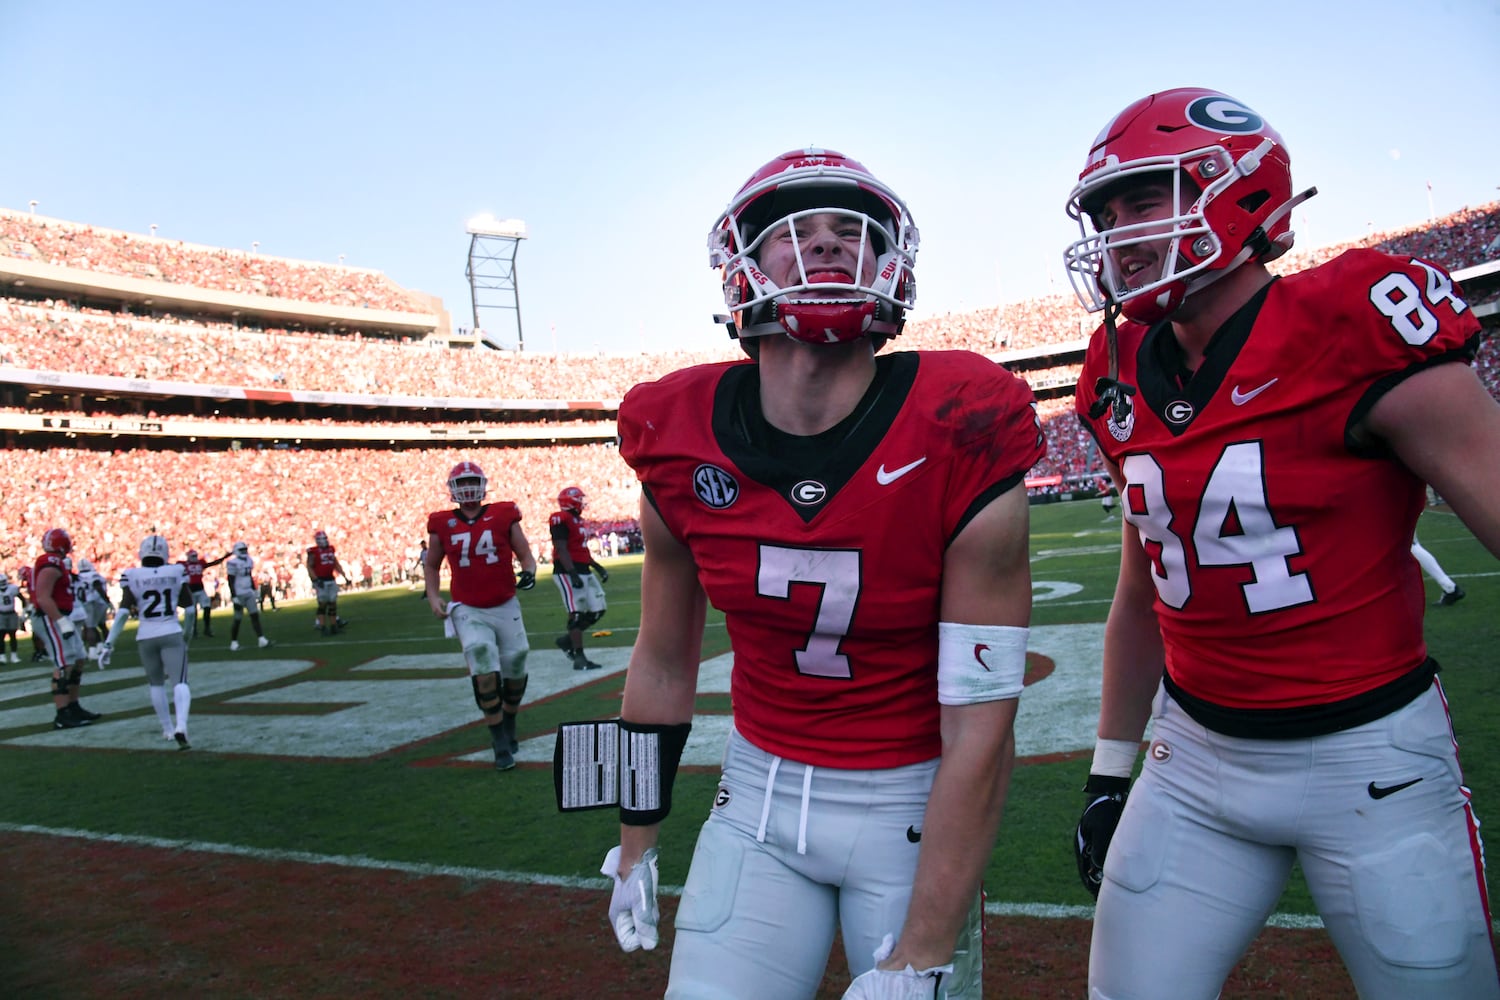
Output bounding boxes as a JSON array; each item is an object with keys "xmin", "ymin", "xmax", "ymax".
[{"xmin": 465, "ymin": 213, "xmax": 528, "ymax": 351}]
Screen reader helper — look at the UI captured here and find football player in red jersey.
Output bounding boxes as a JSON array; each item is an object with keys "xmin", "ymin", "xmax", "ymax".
[
  {"xmin": 29, "ymin": 528, "xmax": 103, "ymax": 728},
  {"xmin": 597, "ymin": 148, "xmax": 1043, "ymax": 999},
  {"xmin": 424, "ymin": 460, "xmax": 538, "ymax": 771},
  {"xmin": 306, "ymin": 530, "xmax": 352, "ymax": 636},
  {"xmin": 178, "ymin": 547, "xmax": 229, "ymax": 638},
  {"xmin": 1066, "ymin": 88, "xmax": 1500, "ymax": 998},
  {"xmin": 549, "ymin": 485, "xmax": 608, "ymax": 671}
]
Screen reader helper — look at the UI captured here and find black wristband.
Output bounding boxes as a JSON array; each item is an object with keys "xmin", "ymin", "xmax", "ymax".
[{"xmin": 619, "ymin": 719, "xmax": 692, "ymax": 827}]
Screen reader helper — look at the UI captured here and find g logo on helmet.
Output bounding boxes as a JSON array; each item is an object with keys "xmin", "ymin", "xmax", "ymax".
[
  {"xmin": 1185, "ymin": 96, "xmax": 1264, "ymax": 135},
  {"xmin": 791, "ymin": 480, "xmax": 827, "ymax": 506}
]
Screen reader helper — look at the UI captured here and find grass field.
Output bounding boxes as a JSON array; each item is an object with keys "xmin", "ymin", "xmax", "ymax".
[{"xmin": 1, "ymin": 499, "xmax": 1494, "ymax": 995}]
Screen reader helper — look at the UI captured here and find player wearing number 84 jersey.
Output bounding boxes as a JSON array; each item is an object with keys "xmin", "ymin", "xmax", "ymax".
[{"xmin": 1070, "ymin": 87, "xmax": 1500, "ymax": 999}]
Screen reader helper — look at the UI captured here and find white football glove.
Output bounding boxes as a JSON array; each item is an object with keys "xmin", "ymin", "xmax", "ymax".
[
  {"xmin": 56, "ymin": 618, "xmax": 76, "ymax": 638},
  {"xmin": 841, "ymin": 934, "xmax": 953, "ymax": 1000},
  {"xmin": 97, "ymin": 644, "xmax": 112, "ymax": 669},
  {"xmin": 601, "ymin": 845, "xmax": 659, "ymax": 952}
]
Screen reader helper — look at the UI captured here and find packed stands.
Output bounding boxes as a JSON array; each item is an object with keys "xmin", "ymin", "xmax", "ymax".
[{"xmin": 3, "ymin": 201, "xmax": 1496, "ymax": 589}]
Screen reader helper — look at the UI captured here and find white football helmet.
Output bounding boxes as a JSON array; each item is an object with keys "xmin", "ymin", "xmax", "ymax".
[
  {"xmin": 0, "ymin": 572, "xmax": 10, "ymax": 587},
  {"xmin": 233, "ymin": 541, "xmax": 249, "ymax": 558},
  {"xmin": 78, "ymin": 558, "xmax": 94, "ymax": 574},
  {"xmin": 140, "ymin": 534, "xmax": 171, "ymax": 563}
]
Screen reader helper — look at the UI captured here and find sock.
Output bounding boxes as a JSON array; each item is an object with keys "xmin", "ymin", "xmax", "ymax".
[
  {"xmin": 487, "ymin": 721, "xmax": 506, "ymax": 749},
  {"xmin": 148, "ymin": 684, "xmax": 172, "ymax": 733},
  {"xmin": 173, "ymin": 682, "xmax": 191, "ymax": 734}
]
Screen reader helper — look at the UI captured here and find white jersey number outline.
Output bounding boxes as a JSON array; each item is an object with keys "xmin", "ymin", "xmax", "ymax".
[
  {"xmin": 449, "ymin": 529, "xmax": 500, "ymax": 567},
  {"xmin": 757, "ymin": 544, "xmax": 860, "ymax": 678},
  {"xmin": 1368, "ymin": 258, "xmax": 1469, "ymax": 347},
  {"xmin": 1123, "ymin": 441, "xmax": 1312, "ymax": 614}
]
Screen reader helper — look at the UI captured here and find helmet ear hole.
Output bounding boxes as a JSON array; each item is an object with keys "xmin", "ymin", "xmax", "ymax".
[{"xmin": 1238, "ymin": 190, "xmax": 1270, "ymax": 213}]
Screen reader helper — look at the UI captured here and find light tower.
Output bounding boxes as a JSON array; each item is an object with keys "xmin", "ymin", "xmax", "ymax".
[{"xmin": 465, "ymin": 214, "xmax": 528, "ymax": 351}]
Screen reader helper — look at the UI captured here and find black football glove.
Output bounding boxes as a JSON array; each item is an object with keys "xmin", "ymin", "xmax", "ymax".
[
  {"xmin": 592, "ymin": 564, "xmax": 609, "ymax": 584},
  {"xmin": 1075, "ymin": 773, "xmax": 1130, "ymax": 898},
  {"xmin": 569, "ymin": 572, "xmax": 585, "ymax": 588},
  {"xmin": 516, "ymin": 569, "xmax": 536, "ymax": 590}
]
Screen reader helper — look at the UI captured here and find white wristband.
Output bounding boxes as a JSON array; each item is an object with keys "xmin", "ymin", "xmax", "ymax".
[
  {"xmin": 936, "ymin": 622, "xmax": 1028, "ymax": 705},
  {"xmin": 1091, "ymin": 738, "xmax": 1138, "ymax": 778}
]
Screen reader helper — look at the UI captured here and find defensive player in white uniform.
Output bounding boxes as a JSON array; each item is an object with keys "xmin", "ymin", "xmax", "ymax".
[
  {"xmin": 103, "ymin": 534, "xmax": 195, "ymax": 748},
  {"xmin": 1066, "ymin": 88, "xmax": 1500, "ymax": 998},
  {"xmin": 224, "ymin": 542, "xmax": 273, "ymax": 651},
  {"xmin": 75, "ymin": 557, "xmax": 113, "ymax": 662},
  {"xmin": 0, "ymin": 571, "xmax": 23, "ymax": 663}
]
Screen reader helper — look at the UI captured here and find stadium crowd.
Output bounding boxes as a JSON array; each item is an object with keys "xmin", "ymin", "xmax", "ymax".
[
  {"xmin": 1, "ymin": 443, "xmax": 639, "ymax": 601},
  {"xmin": 2, "ymin": 209, "xmax": 427, "ymax": 313},
  {"xmin": 4, "ymin": 200, "xmax": 1497, "ymax": 599}
]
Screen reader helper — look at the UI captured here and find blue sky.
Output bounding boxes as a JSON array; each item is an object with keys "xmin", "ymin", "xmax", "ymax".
[{"xmin": 3, "ymin": 1, "xmax": 1497, "ymax": 356}]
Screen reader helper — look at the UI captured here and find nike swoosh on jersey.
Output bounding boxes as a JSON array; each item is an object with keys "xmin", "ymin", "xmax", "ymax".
[
  {"xmin": 1230, "ymin": 378, "xmax": 1279, "ymax": 405},
  {"xmin": 876, "ymin": 457, "xmax": 927, "ymax": 485},
  {"xmin": 1367, "ymin": 777, "xmax": 1424, "ymax": 799}
]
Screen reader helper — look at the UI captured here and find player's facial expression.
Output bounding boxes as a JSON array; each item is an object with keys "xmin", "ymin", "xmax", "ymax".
[
  {"xmin": 1095, "ymin": 180, "xmax": 1183, "ymax": 290},
  {"xmin": 758, "ymin": 212, "xmax": 877, "ymax": 293}
]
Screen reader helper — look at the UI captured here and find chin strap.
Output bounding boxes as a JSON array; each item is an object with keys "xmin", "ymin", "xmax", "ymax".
[{"xmin": 1087, "ymin": 300, "xmax": 1137, "ymax": 424}]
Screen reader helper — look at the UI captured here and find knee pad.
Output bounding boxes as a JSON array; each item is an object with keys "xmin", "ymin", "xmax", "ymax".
[
  {"xmin": 501, "ymin": 675, "xmax": 530, "ymax": 711},
  {"xmin": 51, "ymin": 672, "xmax": 71, "ymax": 696},
  {"xmin": 499, "ymin": 647, "xmax": 529, "ymax": 683},
  {"xmin": 66, "ymin": 668, "xmax": 82, "ymax": 687},
  {"xmin": 471, "ymin": 674, "xmax": 502, "ymax": 715},
  {"xmin": 465, "ymin": 639, "xmax": 499, "ymax": 675},
  {"xmin": 567, "ymin": 611, "xmax": 586, "ymax": 631},
  {"xmin": 581, "ymin": 610, "xmax": 605, "ymax": 628}
]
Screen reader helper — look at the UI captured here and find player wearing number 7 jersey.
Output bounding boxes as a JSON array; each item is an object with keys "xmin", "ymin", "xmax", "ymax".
[
  {"xmin": 604, "ymin": 148, "xmax": 1044, "ymax": 998},
  {"xmin": 424, "ymin": 460, "xmax": 539, "ymax": 772},
  {"xmin": 1068, "ymin": 87, "xmax": 1500, "ymax": 998}
]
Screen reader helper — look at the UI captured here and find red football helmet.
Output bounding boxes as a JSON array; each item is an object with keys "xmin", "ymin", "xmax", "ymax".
[
  {"xmin": 709, "ymin": 147, "xmax": 918, "ymax": 345},
  {"xmin": 447, "ymin": 461, "xmax": 488, "ymax": 505},
  {"xmin": 42, "ymin": 527, "xmax": 72, "ymax": 555},
  {"xmin": 185, "ymin": 549, "xmax": 199, "ymax": 562},
  {"xmin": 1063, "ymin": 88, "xmax": 1316, "ymax": 323},
  {"xmin": 558, "ymin": 486, "xmax": 586, "ymax": 514},
  {"xmin": 314, "ymin": 530, "xmax": 330, "ymax": 548}
]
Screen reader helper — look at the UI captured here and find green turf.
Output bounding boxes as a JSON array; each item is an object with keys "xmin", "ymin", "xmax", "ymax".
[{"xmin": 2, "ymin": 501, "xmax": 1493, "ymax": 918}]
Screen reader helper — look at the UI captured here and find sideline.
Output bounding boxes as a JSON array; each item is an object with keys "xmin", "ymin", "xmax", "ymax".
[{"xmin": 0, "ymin": 821, "xmax": 1326, "ymax": 929}]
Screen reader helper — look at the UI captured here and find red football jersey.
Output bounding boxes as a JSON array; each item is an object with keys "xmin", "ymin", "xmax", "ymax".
[
  {"xmin": 179, "ymin": 557, "xmax": 206, "ymax": 587},
  {"xmin": 32, "ymin": 553, "xmax": 73, "ymax": 613},
  {"xmin": 306, "ymin": 545, "xmax": 340, "ymax": 580},
  {"xmin": 619, "ymin": 350, "xmax": 1044, "ymax": 769},
  {"xmin": 1077, "ymin": 249, "xmax": 1480, "ymax": 710},
  {"xmin": 549, "ymin": 509, "xmax": 591, "ymax": 565},
  {"xmin": 427, "ymin": 502, "xmax": 524, "ymax": 608}
]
